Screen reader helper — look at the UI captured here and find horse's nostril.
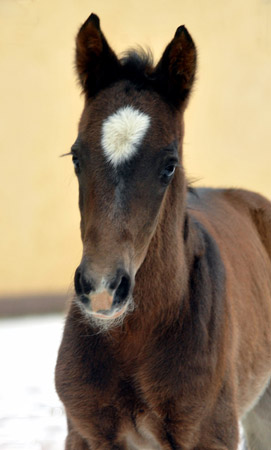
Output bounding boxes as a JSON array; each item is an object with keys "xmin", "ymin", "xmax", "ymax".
[
  {"xmin": 74, "ymin": 266, "xmax": 94, "ymax": 296},
  {"xmin": 114, "ymin": 274, "xmax": 131, "ymax": 305},
  {"xmin": 81, "ymin": 275, "xmax": 93, "ymax": 295},
  {"xmin": 74, "ymin": 267, "xmax": 83, "ymax": 296}
]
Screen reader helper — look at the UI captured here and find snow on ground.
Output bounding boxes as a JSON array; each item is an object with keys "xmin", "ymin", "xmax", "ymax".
[
  {"xmin": 0, "ymin": 314, "xmax": 245, "ymax": 450},
  {"xmin": 0, "ymin": 315, "xmax": 66, "ymax": 450}
]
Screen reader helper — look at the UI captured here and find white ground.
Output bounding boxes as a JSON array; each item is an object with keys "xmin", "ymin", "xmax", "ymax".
[
  {"xmin": 0, "ymin": 315, "xmax": 245, "ymax": 449},
  {"xmin": 0, "ymin": 315, "xmax": 66, "ymax": 450}
]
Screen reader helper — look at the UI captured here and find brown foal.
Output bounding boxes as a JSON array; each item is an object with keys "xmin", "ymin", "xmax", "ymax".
[{"xmin": 55, "ymin": 13, "xmax": 271, "ymax": 450}]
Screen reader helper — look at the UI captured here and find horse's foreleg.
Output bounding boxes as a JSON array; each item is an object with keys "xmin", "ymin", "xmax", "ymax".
[
  {"xmin": 65, "ymin": 419, "xmax": 90, "ymax": 450},
  {"xmin": 164, "ymin": 392, "xmax": 239, "ymax": 450},
  {"xmin": 65, "ymin": 431, "xmax": 90, "ymax": 450}
]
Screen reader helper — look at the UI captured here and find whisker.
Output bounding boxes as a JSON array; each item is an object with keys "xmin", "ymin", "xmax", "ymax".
[{"xmin": 60, "ymin": 152, "xmax": 72, "ymax": 158}]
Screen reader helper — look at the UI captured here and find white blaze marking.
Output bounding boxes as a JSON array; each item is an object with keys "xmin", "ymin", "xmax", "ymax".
[{"xmin": 101, "ymin": 106, "xmax": 150, "ymax": 166}]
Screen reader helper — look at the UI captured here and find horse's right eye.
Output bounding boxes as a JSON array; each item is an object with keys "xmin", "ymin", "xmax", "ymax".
[{"xmin": 72, "ymin": 155, "xmax": 80, "ymax": 173}]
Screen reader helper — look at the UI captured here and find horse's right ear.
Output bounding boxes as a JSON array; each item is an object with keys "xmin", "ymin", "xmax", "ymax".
[
  {"xmin": 153, "ymin": 25, "xmax": 197, "ymax": 109},
  {"xmin": 75, "ymin": 14, "xmax": 121, "ymax": 97}
]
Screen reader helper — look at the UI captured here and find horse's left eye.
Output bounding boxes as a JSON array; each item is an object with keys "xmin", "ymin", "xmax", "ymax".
[
  {"xmin": 72, "ymin": 155, "xmax": 80, "ymax": 172},
  {"xmin": 160, "ymin": 164, "xmax": 176, "ymax": 185}
]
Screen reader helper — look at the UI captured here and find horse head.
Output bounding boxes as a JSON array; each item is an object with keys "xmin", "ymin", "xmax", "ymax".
[{"xmin": 71, "ymin": 14, "xmax": 197, "ymax": 327}]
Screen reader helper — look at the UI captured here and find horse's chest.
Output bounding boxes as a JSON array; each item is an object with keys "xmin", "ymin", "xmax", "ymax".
[
  {"xmin": 59, "ymin": 358, "xmax": 164, "ymax": 447},
  {"xmin": 56, "ymin": 328, "xmax": 171, "ymax": 447}
]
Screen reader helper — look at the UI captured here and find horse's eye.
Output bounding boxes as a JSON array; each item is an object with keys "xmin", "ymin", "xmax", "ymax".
[
  {"xmin": 72, "ymin": 155, "xmax": 80, "ymax": 172},
  {"xmin": 160, "ymin": 164, "xmax": 176, "ymax": 185}
]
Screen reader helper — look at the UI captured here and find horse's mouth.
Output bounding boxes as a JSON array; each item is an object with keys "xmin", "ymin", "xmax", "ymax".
[
  {"xmin": 79, "ymin": 291, "xmax": 129, "ymax": 320},
  {"xmin": 91, "ymin": 303, "xmax": 128, "ymax": 320}
]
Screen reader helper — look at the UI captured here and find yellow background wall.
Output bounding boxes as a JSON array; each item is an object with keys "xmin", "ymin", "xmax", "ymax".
[{"xmin": 1, "ymin": 0, "xmax": 270, "ymax": 297}]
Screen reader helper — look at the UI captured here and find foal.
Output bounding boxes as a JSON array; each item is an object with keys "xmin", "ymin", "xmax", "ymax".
[{"xmin": 55, "ymin": 13, "xmax": 271, "ymax": 450}]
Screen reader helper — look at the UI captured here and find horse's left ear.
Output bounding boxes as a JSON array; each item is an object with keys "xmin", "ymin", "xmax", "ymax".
[
  {"xmin": 153, "ymin": 26, "xmax": 197, "ymax": 109},
  {"xmin": 75, "ymin": 13, "xmax": 121, "ymax": 97}
]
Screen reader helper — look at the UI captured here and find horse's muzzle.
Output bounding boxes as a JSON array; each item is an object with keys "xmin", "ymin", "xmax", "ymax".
[{"xmin": 74, "ymin": 265, "xmax": 133, "ymax": 319}]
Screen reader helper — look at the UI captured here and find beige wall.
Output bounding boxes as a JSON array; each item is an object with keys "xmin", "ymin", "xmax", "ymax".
[{"xmin": 1, "ymin": 0, "xmax": 270, "ymax": 296}]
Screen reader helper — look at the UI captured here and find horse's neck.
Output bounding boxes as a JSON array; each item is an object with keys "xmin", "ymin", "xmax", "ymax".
[
  {"xmin": 111, "ymin": 180, "xmax": 203, "ymax": 351},
  {"xmin": 132, "ymin": 180, "xmax": 191, "ymax": 324},
  {"xmin": 109, "ymin": 183, "xmax": 203, "ymax": 361}
]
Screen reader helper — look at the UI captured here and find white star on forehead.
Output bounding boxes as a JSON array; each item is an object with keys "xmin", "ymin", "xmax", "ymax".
[{"xmin": 101, "ymin": 106, "xmax": 151, "ymax": 167}]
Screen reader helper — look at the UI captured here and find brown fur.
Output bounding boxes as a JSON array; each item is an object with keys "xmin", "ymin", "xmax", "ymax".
[{"xmin": 55, "ymin": 13, "xmax": 271, "ymax": 449}]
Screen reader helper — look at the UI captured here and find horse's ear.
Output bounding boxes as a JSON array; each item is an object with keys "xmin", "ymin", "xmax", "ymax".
[
  {"xmin": 75, "ymin": 13, "xmax": 121, "ymax": 97},
  {"xmin": 153, "ymin": 26, "xmax": 197, "ymax": 109}
]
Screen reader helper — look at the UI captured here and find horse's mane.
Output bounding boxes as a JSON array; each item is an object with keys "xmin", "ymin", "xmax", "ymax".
[{"xmin": 120, "ymin": 47, "xmax": 154, "ymax": 87}]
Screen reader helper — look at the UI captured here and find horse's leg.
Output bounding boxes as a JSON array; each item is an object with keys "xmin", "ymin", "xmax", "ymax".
[
  {"xmin": 65, "ymin": 418, "xmax": 130, "ymax": 450},
  {"xmin": 65, "ymin": 431, "xmax": 90, "ymax": 449},
  {"xmin": 242, "ymin": 379, "xmax": 271, "ymax": 450},
  {"xmin": 65, "ymin": 419, "xmax": 90, "ymax": 450},
  {"xmin": 66, "ymin": 432, "xmax": 127, "ymax": 450}
]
